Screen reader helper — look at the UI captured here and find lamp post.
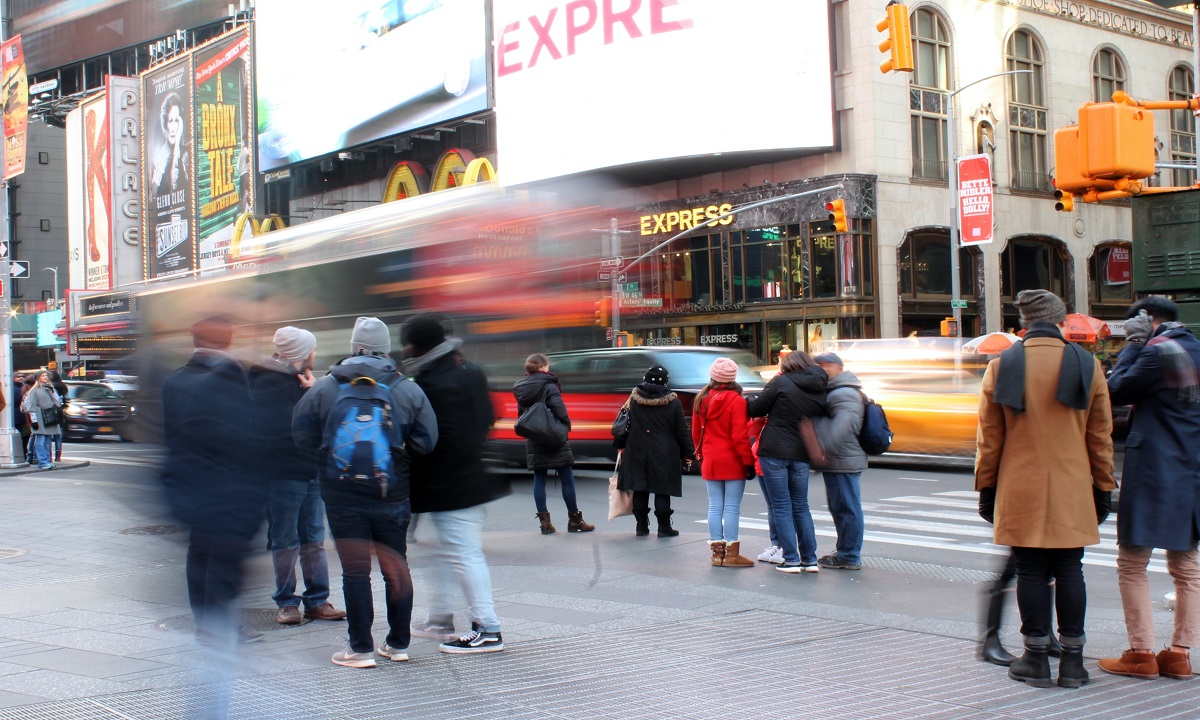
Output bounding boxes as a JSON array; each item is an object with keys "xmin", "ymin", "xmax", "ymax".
[
  {"xmin": 945, "ymin": 70, "xmax": 1032, "ymax": 340},
  {"xmin": 42, "ymin": 267, "xmax": 58, "ymax": 309}
]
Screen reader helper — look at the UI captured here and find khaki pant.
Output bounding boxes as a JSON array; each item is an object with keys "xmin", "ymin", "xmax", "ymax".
[{"xmin": 1117, "ymin": 544, "xmax": 1200, "ymax": 649}]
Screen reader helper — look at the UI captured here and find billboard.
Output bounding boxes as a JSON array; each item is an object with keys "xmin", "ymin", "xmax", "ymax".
[
  {"xmin": 2, "ymin": 36, "xmax": 29, "ymax": 180},
  {"xmin": 194, "ymin": 31, "xmax": 253, "ymax": 275},
  {"xmin": 957, "ymin": 154, "xmax": 994, "ymax": 246},
  {"xmin": 492, "ymin": 0, "xmax": 835, "ymax": 185},
  {"xmin": 142, "ymin": 56, "xmax": 195, "ymax": 280},
  {"xmin": 255, "ymin": 0, "xmax": 488, "ymax": 172},
  {"xmin": 81, "ymin": 94, "xmax": 112, "ymax": 289},
  {"xmin": 12, "ymin": 0, "xmax": 230, "ymax": 75}
]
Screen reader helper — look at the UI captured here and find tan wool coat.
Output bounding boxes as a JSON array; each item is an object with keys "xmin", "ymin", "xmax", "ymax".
[{"xmin": 974, "ymin": 337, "xmax": 1117, "ymax": 548}]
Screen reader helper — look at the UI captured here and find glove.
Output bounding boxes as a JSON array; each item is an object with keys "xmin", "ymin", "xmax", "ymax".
[
  {"xmin": 1124, "ymin": 310, "xmax": 1152, "ymax": 346},
  {"xmin": 1094, "ymin": 489, "xmax": 1112, "ymax": 525},
  {"xmin": 978, "ymin": 487, "xmax": 996, "ymax": 524},
  {"xmin": 744, "ymin": 465, "xmax": 757, "ymax": 480}
]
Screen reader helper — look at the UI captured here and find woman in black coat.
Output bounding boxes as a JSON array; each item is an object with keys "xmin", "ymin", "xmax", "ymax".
[
  {"xmin": 746, "ymin": 350, "xmax": 827, "ymax": 572},
  {"xmin": 614, "ymin": 365, "xmax": 695, "ymax": 537},
  {"xmin": 513, "ymin": 354, "xmax": 593, "ymax": 535}
]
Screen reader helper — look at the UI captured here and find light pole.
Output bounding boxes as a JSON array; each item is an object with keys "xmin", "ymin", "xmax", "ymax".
[
  {"xmin": 42, "ymin": 267, "xmax": 58, "ymax": 309},
  {"xmin": 945, "ymin": 69, "xmax": 1032, "ymax": 340}
]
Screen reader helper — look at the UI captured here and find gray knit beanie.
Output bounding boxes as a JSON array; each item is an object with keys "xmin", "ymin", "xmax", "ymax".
[
  {"xmin": 273, "ymin": 326, "xmax": 316, "ymax": 364},
  {"xmin": 1015, "ymin": 289, "xmax": 1067, "ymax": 327},
  {"xmin": 351, "ymin": 317, "xmax": 391, "ymax": 355}
]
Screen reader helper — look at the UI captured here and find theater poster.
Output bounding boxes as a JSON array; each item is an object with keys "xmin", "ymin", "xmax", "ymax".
[
  {"xmin": 2, "ymin": 36, "xmax": 28, "ymax": 180},
  {"xmin": 81, "ymin": 94, "xmax": 111, "ymax": 289},
  {"xmin": 141, "ymin": 56, "xmax": 194, "ymax": 280},
  {"xmin": 194, "ymin": 31, "xmax": 252, "ymax": 276}
]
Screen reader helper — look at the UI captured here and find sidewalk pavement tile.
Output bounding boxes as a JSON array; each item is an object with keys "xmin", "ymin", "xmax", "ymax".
[{"xmin": 4, "ymin": 648, "xmax": 170, "ymax": 678}]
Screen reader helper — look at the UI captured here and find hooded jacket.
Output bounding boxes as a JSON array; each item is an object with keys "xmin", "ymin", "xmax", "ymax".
[
  {"xmin": 691, "ymin": 387, "xmax": 755, "ymax": 480},
  {"xmin": 746, "ymin": 366, "xmax": 828, "ymax": 461},
  {"xmin": 811, "ymin": 370, "xmax": 868, "ymax": 473},
  {"xmin": 248, "ymin": 356, "xmax": 316, "ymax": 481},
  {"xmin": 292, "ymin": 354, "xmax": 437, "ymax": 506},
  {"xmin": 615, "ymin": 382, "xmax": 694, "ymax": 497},
  {"xmin": 512, "ymin": 371, "xmax": 574, "ymax": 469}
]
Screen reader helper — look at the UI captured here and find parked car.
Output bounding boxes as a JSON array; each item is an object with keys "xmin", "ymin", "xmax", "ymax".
[
  {"xmin": 62, "ymin": 381, "xmax": 132, "ymax": 442},
  {"xmin": 486, "ymin": 346, "xmax": 764, "ymax": 466}
]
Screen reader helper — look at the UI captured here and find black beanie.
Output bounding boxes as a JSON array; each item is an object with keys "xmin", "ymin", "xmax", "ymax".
[
  {"xmin": 643, "ymin": 364, "xmax": 669, "ymax": 385},
  {"xmin": 402, "ymin": 313, "xmax": 448, "ymax": 355}
]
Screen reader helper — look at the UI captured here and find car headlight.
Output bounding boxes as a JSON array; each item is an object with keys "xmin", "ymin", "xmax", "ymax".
[{"xmin": 65, "ymin": 405, "xmax": 85, "ymax": 417}]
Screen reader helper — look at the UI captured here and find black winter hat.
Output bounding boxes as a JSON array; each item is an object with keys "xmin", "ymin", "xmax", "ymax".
[
  {"xmin": 402, "ymin": 313, "xmax": 448, "ymax": 355},
  {"xmin": 643, "ymin": 364, "xmax": 669, "ymax": 385}
]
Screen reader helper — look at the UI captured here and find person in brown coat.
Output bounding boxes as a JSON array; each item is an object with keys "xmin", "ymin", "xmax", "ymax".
[{"xmin": 975, "ymin": 289, "xmax": 1116, "ymax": 690}]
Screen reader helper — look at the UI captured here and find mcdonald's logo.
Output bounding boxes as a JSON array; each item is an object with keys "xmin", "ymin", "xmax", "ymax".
[
  {"xmin": 431, "ymin": 149, "xmax": 474, "ymax": 192},
  {"xmin": 230, "ymin": 213, "xmax": 287, "ymax": 260},
  {"xmin": 382, "ymin": 160, "xmax": 430, "ymax": 203},
  {"xmin": 382, "ymin": 154, "xmax": 498, "ymax": 203},
  {"xmin": 462, "ymin": 157, "xmax": 496, "ymax": 185}
]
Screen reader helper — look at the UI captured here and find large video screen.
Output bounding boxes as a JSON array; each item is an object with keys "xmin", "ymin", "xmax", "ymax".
[
  {"xmin": 493, "ymin": 0, "xmax": 835, "ymax": 185},
  {"xmin": 12, "ymin": 0, "xmax": 229, "ymax": 74},
  {"xmin": 255, "ymin": 0, "xmax": 489, "ymax": 172}
]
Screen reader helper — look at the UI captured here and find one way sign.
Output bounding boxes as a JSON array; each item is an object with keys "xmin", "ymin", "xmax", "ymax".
[{"xmin": 8, "ymin": 261, "xmax": 29, "ymax": 278}]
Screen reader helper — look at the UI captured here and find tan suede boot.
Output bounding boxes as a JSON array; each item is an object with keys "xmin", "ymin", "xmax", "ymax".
[
  {"xmin": 536, "ymin": 512, "xmax": 556, "ymax": 535},
  {"xmin": 709, "ymin": 541, "xmax": 727, "ymax": 566},
  {"xmin": 723, "ymin": 541, "xmax": 756, "ymax": 568}
]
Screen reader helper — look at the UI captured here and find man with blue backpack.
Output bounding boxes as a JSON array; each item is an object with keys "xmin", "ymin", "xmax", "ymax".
[{"xmin": 292, "ymin": 317, "xmax": 438, "ymax": 668}]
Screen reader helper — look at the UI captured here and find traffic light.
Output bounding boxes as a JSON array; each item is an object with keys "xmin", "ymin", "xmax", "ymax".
[
  {"xmin": 1078, "ymin": 101, "xmax": 1155, "ymax": 180},
  {"xmin": 940, "ymin": 317, "xmax": 959, "ymax": 337},
  {"xmin": 1053, "ymin": 189, "xmax": 1074, "ymax": 212},
  {"xmin": 826, "ymin": 199, "xmax": 848, "ymax": 233},
  {"xmin": 594, "ymin": 297, "xmax": 611, "ymax": 327},
  {"xmin": 877, "ymin": 2, "xmax": 914, "ymax": 74}
]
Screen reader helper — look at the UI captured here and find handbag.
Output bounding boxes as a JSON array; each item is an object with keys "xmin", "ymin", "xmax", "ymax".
[
  {"xmin": 41, "ymin": 405, "xmax": 61, "ymax": 428},
  {"xmin": 610, "ymin": 394, "xmax": 633, "ymax": 441},
  {"xmin": 514, "ymin": 384, "xmax": 568, "ymax": 446},
  {"xmin": 607, "ymin": 452, "xmax": 633, "ymax": 520},
  {"xmin": 798, "ymin": 416, "xmax": 828, "ymax": 468}
]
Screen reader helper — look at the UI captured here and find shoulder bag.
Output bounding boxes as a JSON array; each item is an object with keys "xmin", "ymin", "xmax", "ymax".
[
  {"xmin": 514, "ymin": 384, "xmax": 568, "ymax": 446},
  {"xmin": 607, "ymin": 452, "xmax": 633, "ymax": 520},
  {"xmin": 611, "ymin": 393, "xmax": 634, "ymax": 441}
]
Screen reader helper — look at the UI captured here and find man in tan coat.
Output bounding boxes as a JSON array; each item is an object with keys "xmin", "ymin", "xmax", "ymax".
[{"xmin": 975, "ymin": 289, "xmax": 1116, "ymax": 690}]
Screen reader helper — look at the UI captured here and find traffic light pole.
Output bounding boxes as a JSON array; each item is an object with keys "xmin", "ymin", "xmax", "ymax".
[{"xmin": 0, "ymin": 183, "xmax": 21, "ymax": 467}]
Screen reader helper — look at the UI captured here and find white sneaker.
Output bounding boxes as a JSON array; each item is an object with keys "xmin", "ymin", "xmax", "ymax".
[
  {"xmin": 757, "ymin": 545, "xmax": 783, "ymax": 563},
  {"xmin": 376, "ymin": 643, "xmax": 409, "ymax": 662},
  {"xmin": 332, "ymin": 648, "xmax": 377, "ymax": 668}
]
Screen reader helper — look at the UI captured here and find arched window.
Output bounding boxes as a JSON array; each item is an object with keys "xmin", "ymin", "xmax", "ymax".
[
  {"xmin": 1000, "ymin": 236, "xmax": 1072, "ymax": 330},
  {"xmin": 1092, "ymin": 48, "xmax": 1126, "ymax": 102},
  {"xmin": 1087, "ymin": 242, "xmax": 1133, "ymax": 311},
  {"xmin": 898, "ymin": 231, "xmax": 976, "ymax": 297},
  {"xmin": 1169, "ymin": 65, "xmax": 1196, "ymax": 187},
  {"xmin": 1006, "ymin": 30, "xmax": 1049, "ymax": 191},
  {"xmin": 909, "ymin": 8, "xmax": 951, "ymax": 180}
]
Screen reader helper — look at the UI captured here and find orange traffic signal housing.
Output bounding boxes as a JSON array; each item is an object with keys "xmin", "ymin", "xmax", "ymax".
[
  {"xmin": 826, "ymin": 199, "xmax": 848, "ymax": 232},
  {"xmin": 877, "ymin": 3, "xmax": 914, "ymax": 74},
  {"xmin": 1079, "ymin": 102, "xmax": 1155, "ymax": 180}
]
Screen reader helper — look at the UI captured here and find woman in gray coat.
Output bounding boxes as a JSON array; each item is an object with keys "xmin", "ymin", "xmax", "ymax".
[
  {"xmin": 811, "ymin": 353, "xmax": 867, "ymax": 571},
  {"xmin": 24, "ymin": 371, "xmax": 62, "ymax": 469}
]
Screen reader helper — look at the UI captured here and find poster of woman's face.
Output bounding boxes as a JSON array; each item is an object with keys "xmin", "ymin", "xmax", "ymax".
[{"xmin": 141, "ymin": 57, "xmax": 194, "ymax": 280}]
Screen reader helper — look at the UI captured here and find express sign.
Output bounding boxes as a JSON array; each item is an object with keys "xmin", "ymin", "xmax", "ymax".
[{"xmin": 639, "ymin": 203, "xmax": 734, "ymax": 235}]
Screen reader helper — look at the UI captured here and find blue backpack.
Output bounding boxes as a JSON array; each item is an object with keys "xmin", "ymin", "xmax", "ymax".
[
  {"xmin": 322, "ymin": 376, "xmax": 403, "ymax": 498},
  {"xmin": 858, "ymin": 391, "xmax": 893, "ymax": 455}
]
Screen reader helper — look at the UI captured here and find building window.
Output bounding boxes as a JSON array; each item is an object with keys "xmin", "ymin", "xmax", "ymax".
[
  {"xmin": 644, "ymin": 232, "xmax": 720, "ymax": 306},
  {"xmin": 1088, "ymin": 242, "xmax": 1133, "ymax": 310},
  {"xmin": 1169, "ymin": 65, "xmax": 1197, "ymax": 188},
  {"xmin": 730, "ymin": 225, "xmax": 800, "ymax": 304},
  {"xmin": 1092, "ymin": 48, "xmax": 1126, "ymax": 102},
  {"xmin": 898, "ymin": 231, "xmax": 975, "ymax": 298},
  {"xmin": 1006, "ymin": 30, "xmax": 1049, "ymax": 192},
  {"xmin": 909, "ymin": 8, "xmax": 951, "ymax": 180},
  {"xmin": 1000, "ymin": 237, "xmax": 1070, "ymax": 300}
]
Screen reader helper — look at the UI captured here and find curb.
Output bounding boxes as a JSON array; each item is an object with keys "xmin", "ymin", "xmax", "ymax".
[{"xmin": 0, "ymin": 459, "xmax": 91, "ymax": 477}]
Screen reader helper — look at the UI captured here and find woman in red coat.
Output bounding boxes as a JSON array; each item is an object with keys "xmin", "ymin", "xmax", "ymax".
[{"xmin": 692, "ymin": 358, "xmax": 757, "ymax": 567}]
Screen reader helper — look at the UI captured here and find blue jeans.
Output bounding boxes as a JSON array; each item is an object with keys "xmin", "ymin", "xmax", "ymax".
[
  {"xmin": 532, "ymin": 465, "xmax": 578, "ymax": 514},
  {"xmin": 705, "ymin": 480, "xmax": 746, "ymax": 542},
  {"xmin": 757, "ymin": 474, "xmax": 780, "ymax": 547},
  {"xmin": 325, "ymin": 501, "xmax": 413, "ymax": 654},
  {"xmin": 420, "ymin": 505, "xmax": 501, "ymax": 633},
  {"xmin": 268, "ymin": 480, "xmax": 330, "ymax": 609},
  {"xmin": 822, "ymin": 472, "xmax": 864, "ymax": 565},
  {"xmin": 33, "ymin": 435, "xmax": 54, "ymax": 467},
  {"xmin": 759, "ymin": 457, "xmax": 817, "ymax": 565}
]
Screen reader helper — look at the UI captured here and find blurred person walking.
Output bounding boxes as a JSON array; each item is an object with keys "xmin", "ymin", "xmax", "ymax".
[
  {"xmin": 613, "ymin": 365, "xmax": 694, "ymax": 537},
  {"xmin": 811, "ymin": 352, "xmax": 866, "ymax": 571},
  {"xmin": 692, "ymin": 357, "xmax": 756, "ymax": 567},
  {"xmin": 975, "ymin": 289, "xmax": 1115, "ymax": 689},
  {"xmin": 292, "ymin": 317, "xmax": 437, "ymax": 668},
  {"xmin": 23, "ymin": 371, "xmax": 62, "ymax": 470},
  {"xmin": 159, "ymin": 317, "xmax": 267, "ymax": 647},
  {"xmin": 1099, "ymin": 296, "xmax": 1200, "ymax": 681},
  {"xmin": 747, "ymin": 351, "xmax": 828, "ymax": 573},
  {"xmin": 513, "ymin": 353, "xmax": 593, "ymax": 534},
  {"xmin": 248, "ymin": 327, "xmax": 345, "ymax": 627},
  {"xmin": 402, "ymin": 313, "xmax": 510, "ymax": 654}
]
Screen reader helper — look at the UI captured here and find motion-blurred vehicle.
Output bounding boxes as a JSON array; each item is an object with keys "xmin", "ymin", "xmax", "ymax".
[
  {"xmin": 63, "ymin": 381, "xmax": 132, "ymax": 442},
  {"xmin": 487, "ymin": 346, "xmax": 765, "ymax": 465},
  {"xmin": 97, "ymin": 375, "xmax": 138, "ymax": 399}
]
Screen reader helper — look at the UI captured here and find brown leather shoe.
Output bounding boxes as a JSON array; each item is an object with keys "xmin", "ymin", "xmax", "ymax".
[
  {"xmin": 1098, "ymin": 649, "xmax": 1159, "ymax": 679},
  {"xmin": 1156, "ymin": 648, "xmax": 1194, "ymax": 680},
  {"xmin": 277, "ymin": 606, "xmax": 302, "ymax": 625},
  {"xmin": 304, "ymin": 602, "xmax": 347, "ymax": 621}
]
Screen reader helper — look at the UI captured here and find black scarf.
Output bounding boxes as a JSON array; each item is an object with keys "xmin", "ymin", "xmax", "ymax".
[{"xmin": 993, "ymin": 323, "xmax": 1094, "ymax": 412}]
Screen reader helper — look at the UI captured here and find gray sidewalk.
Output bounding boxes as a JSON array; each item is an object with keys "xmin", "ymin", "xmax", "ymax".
[{"xmin": 0, "ymin": 466, "xmax": 1195, "ymax": 719}]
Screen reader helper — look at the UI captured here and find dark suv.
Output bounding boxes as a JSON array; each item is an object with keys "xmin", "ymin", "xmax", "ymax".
[{"xmin": 63, "ymin": 382, "xmax": 132, "ymax": 441}]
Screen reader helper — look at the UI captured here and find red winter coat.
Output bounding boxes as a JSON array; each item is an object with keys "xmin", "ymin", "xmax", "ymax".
[{"xmin": 692, "ymin": 388, "xmax": 755, "ymax": 480}]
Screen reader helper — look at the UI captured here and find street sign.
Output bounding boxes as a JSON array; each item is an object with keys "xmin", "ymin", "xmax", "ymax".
[
  {"xmin": 0, "ymin": 242, "xmax": 8, "ymax": 258},
  {"xmin": 950, "ymin": 299, "xmax": 968, "ymax": 309},
  {"xmin": 598, "ymin": 271, "xmax": 612, "ymax": 282},
  {"xmin": 8, "ymin": 261, "xmax": 29, "ymax": 279},
  {"xmin": 621, "ymin": 297, "xmax": 663, "ymax": 308},
  {"xmin": 600, "ymin": 256, "xmax": 623, "ymax": 268},
  {"xmin": 621, "ymin": 282, "xmax": 639, "ymax": 292}
]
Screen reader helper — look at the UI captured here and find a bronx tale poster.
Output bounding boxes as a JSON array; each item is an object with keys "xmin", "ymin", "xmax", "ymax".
[
  {"xmin": 81, "ymin": 94, "xmax": 112, "ymax": 289},
  {"xmin": 141, "ymin": 55, "xmax": 194, "ymax": 280},
  {"xmin": 194, "ymin": 30, "xmax": 252, "ymax": 276}
]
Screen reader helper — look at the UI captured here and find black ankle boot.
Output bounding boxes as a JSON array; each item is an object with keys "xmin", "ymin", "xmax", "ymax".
[
  {"xmin": 634, "ymin": 512, "xmax": 650, "ymax": 537},
  {"xmin": 980, "ymin": 588, "xmax": 1016, "ymax": 666},
  {"xmin": 655, "ymin": 510, "xmax": 678, "ymax": 537},
  {"xmin": 1009, "ymin": 636, "xmax": 1053, "ymax": 688},
  {"xmin": 1057, "ymin": 635, "xmax": 1089, "ymax": 688},
  {"xmin": 1047, "ymin": 631, "xmax": 1062, "ymax": 658}
]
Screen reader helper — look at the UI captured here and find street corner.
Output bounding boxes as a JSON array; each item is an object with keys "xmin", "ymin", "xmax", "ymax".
[{"xmin": 0, "ymin": 458, "xmax": 90, "ymax": 477}]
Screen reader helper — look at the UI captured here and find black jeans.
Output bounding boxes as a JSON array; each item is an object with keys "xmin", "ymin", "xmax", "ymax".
[
  {"xmin": 325, "ymin": 501, "xmax": 413, "ymax": 654},
  {"xmin": 1012, "ymin": 546, "xmax": 1086, "ymax": 639},
  {"xmin": 631, "ymin": 491, "xmax": 672, "ymax": 515},
  {"xmin": 186, "ymin": 528, "xmax": 251, "ymax": 638}
]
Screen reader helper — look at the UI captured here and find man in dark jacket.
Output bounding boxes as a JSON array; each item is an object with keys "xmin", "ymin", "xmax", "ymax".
[
  {"xmin": 292, "ymin": 317, "xmax": 437, "ymax": 668},
  {"xmin": 249, "ymin": 327, "xmax": 345, "ymax": 626},
  {"xmin": 812, "ymin": 353, "xmax": 867, "ymax": 571},
  {"xmin": 1100, "ymin": 296, "xmax": 1200, "ymax": 681},
  {"xmin": 159, "ymin": 316, "xmax": 266, "ymax": 647},
  {"xmin": 402, "ymin": 313, "xmax": 509, "ymax": 654}
]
